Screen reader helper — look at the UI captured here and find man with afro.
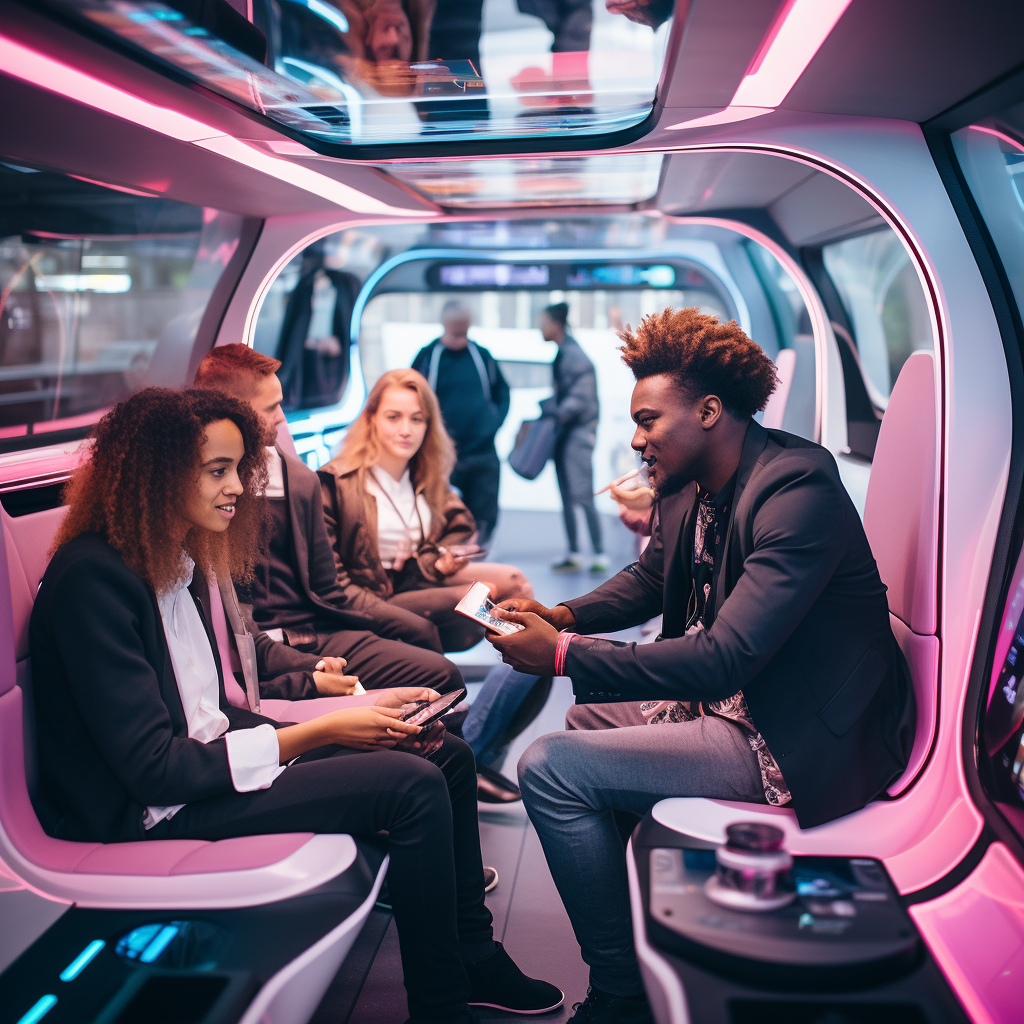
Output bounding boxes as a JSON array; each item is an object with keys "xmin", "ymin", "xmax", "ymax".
[{"xmin": 490, "ymin": 308, "xmax": 915, "ymax": 1024}]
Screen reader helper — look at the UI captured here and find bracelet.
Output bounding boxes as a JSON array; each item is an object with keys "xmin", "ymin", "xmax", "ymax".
[{"xmin": 554, "ymin": 631, "xmax": 577, "ymax": 676}]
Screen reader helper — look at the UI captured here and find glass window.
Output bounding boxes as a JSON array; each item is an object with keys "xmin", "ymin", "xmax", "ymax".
[
  {"xmin": 0, "ymin": 161, "xmax": 242, "ymax": 445},
  {"xmin": 382, "ymin": 153, "xmax": 664, "ymax": 208},
  {"xmin": 822, "ymin": 229, "xmax": 933, "ymax": 405},
  {"xmin": 47, "ymin": 0, "xmax": 672, "ymax": 149},
  {"xmin": 950, "ymin": 110, "xmax": 1024, "ymax": 319}
]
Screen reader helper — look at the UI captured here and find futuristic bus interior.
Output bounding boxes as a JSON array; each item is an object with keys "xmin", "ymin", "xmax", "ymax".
[{"xmin": 1, "ymin": 1, "xmax": 1024, "ymax": 1023}]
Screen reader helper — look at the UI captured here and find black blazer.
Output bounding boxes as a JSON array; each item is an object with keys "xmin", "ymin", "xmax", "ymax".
[
  {"xmin": 249, "ymin": 449, "xmax": 444, "ymax": 652},
  {"xmin": 562, "ymin": 422, "xmax": 916, "ymax": 828},
  {"xmin": 30, "ymin": 534, "xmax": 282, "ymax": 843}
]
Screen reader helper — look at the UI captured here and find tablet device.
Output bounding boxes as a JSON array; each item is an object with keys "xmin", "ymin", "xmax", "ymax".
[
  {"xmin": 401, "ymin": 687, "xmax": 467, "ymax": 728},
  {"xmin": 455, "ymin": 581, "xmax": 526, "ymax": 636}
]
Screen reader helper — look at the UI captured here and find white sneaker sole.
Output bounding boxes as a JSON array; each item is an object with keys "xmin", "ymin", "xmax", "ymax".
[{"xmin": 468, "ymin": 991, "xmax": 565, "ymax": 1014}]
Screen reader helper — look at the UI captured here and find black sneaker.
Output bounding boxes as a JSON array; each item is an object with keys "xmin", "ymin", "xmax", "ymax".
[
  {"xmin": 566, "ymin": 989, "xmax": 653, "ymax": 1024},
  {"xmin": 483, "ymin": 866, "xmax": 499, "ymax": 893},
  {"xmin": 466, "ymin": 941, "xmax": 563, "ymax": 1014},
  {"xmin": 478, "ymin": 765, "xmax": 522, "ymax": 803}
]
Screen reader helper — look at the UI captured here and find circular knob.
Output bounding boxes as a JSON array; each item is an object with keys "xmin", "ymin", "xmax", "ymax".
[{"xmin": 704, "ymin": 821, "xmax": 796, "ymax": 912}]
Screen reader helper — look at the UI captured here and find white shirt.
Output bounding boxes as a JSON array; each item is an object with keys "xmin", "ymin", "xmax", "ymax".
[
  {"xmin": 265, "ymin": 446, "xmax": 285, "ymax": 499},
  {"xmin": 143, "ymin": 557, "xmax": 285, "ymax": 829},
  {"xmin": 366, "ymin": 466, "xmax": 431, "ymax": 569}
]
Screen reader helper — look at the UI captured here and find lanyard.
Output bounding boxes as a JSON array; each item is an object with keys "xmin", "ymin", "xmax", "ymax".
[{"xmin": 371, "ymin": 467, "xmax": 426, "ymax": 555}]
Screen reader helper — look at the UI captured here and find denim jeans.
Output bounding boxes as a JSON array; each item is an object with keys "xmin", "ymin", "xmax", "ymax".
[
  {"xmin": 462, "ymin": 665, "xmax": 542, "ymax": 769},
  {"xmin": 518, "ymin": 703, "xmax": 766, "ymax": 997}
]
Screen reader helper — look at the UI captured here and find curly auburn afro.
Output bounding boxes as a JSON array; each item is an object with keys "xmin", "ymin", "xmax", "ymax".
[
  {"xmin": 53, "ymin": 387, "xmax": 271, "ymax": 594},
  {"xmin": 619, "ymin": 307, "xmax": 778, "ymax": 418}
]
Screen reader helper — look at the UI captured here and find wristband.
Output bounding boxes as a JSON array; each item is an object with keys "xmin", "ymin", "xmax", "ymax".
[{"xmin": 554, "ymin": 631, "xmax": 577, "ymax": 676}]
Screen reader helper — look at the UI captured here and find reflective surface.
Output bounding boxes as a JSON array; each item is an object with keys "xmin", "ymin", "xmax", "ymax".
[
  {"xmin": 0, "ymin": 161, "xmax": 241, "ymax": 441},
  {"xmin": 381, "ymin": 153, "xmax": 664, "ymax": 207},
  {"xmin": 49, "ymin": 0, "xmax": 673, "ymax": 148}
]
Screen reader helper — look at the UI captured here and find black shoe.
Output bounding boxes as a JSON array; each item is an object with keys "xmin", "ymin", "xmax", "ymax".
[
  {"xmin": 484, "ymin": 866, "xmax": 499, "ymax": 893},
  {"xmin": 478, "ymin": 765, "xmax": 522, "ymax": 803},
  {"xmin": 567, "ymin": 988, "xmax": 653, "ymax": 1024},
  {"xmin": 466, "ymin": 941, "xmax": 564, "ymax": 1014}
]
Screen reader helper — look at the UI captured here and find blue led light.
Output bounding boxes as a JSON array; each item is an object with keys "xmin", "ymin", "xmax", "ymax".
[
  {"xmin": 59, "ymin": 939, "xmax": 105, "ymax": 982},
  {"xmin": 15, "ymin": 994, "xmax": 57, "ymax": 1024},
  {"xmin": 139, "ymin": 924, "xmax": 180, "ymax": 963}
]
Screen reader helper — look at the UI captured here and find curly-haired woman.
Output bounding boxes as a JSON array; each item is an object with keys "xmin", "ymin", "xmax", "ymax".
[{"xmin": 30, "ymin": 387, "xmax": 562, "ymax": 1024}]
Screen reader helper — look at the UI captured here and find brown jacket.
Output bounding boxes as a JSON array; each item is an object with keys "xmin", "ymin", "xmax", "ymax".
[{"xmin": 318, "ymin": 455, "xmax": 476, "ymax": 600}]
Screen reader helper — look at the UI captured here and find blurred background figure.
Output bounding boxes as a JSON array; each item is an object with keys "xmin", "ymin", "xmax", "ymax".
[
  {"xmin": 413, "ymin": 300, "xmax": 510, "ymax": 546},
  {"xmin": 540, "ymin": 302, "xmax": 605, "ymax": 572},
  {"xmin": 275, "ymin": 240, "xmax": 358, "ymax": 412}
]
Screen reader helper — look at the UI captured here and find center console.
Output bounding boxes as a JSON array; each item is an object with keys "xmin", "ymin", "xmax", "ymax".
[{"xmin": 628, "ymin": 815, "xmax": 970, "ymax": 1024}]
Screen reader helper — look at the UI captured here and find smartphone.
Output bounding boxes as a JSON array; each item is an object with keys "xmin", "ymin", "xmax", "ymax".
[
  {"xmin": 455, "ymin": 581, "xmax": 526, "ymax": 635},
  {"xmin": 401, "ymin": 687, "xmax": 467, "ymax": 727},
  {"xmin": 447, "ymin": 544, "xmax": 488, "ymax": 561}
]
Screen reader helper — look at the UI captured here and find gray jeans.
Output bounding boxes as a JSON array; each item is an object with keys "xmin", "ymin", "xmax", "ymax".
[
  {"xmin": 554, "ymin": 428, "xmax": 603, "ymax": 555},
  {"xmin": 518, "ymin": 702, "xmax": 766, "ymax": 997}
]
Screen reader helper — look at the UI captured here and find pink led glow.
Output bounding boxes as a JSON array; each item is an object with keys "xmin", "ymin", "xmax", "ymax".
[
  {"xmin": 67, "ymin": 174, "xmax": 160, "ymax": 197},
  {"xmin": 969, "ymin": 125, "xmax": 1024, "ymax": 152},
  {"xmin": 666, "ymin": 0, "xmax": 852, "ymax": 131},
  {"xmin": 732, "ymin": 0, "xmax": 853, "ymax": 107},
  {"xmin": 0, "ymin": 33, "xmax": 432, "ymax": 218},
  {"xmin": 666, "ymin": 106, "xmax": 772, "ymax": 131}
]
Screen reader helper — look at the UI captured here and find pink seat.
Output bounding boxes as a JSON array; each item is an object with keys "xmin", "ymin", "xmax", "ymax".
[{"xmin": 0, "ymin": 503, "xmax": 363, "ymax": 909}]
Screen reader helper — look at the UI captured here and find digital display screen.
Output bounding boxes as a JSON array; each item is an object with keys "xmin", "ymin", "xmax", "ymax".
[
  {"xmin": 566, "ymin": 264, "xmax": 677, "ymax": 288},
  {"xmin": 438, "ymin": 264, "xmax": 549, "ymax": 288}
]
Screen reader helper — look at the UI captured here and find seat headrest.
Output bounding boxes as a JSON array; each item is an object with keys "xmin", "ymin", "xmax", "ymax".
[
  {"xmin": 863, "ymin": 352, "xmax": 939, "ymax": 635},
  {"xmin": 2, "ymin": 505, "xmax": 69, "ymax": 665}
]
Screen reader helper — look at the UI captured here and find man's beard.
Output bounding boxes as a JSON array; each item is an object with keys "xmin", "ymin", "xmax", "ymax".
[{"xmin": 653, "ymin": 468, "xmax": 693, "ymax": 499}]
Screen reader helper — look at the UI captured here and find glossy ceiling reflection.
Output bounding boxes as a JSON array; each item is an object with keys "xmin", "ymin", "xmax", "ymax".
[
  {"xmin": 42, "ymin": 0, "xmax": 673, "ymax": 149},
  {"xmin": 380, "ymin": 152, "xmax": 664, "ymax": 208}
]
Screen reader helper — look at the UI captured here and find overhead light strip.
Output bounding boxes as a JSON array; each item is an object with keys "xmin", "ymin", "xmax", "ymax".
[
  {"xmin": 0, "ymin": 34, "xmax": 430, "ymax": 217},
  {"xmin": 666, "ymin": 0, "xmax": 852, "ymax": 131}
]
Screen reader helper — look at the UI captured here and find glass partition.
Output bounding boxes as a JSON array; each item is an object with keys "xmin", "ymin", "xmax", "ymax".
[
  {"xmin": 46, "ymin": 0, "xmax": 673, "ymax": 150},
  {"xmin": 0, "ymin": 161, "xmax": 243, "ymax": 445},
  {"xmin": 822, "ymin": 229, "xmax": 933, "ymax": 407}
]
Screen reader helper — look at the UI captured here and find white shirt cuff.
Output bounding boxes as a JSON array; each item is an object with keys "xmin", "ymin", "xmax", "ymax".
[{"xmin": 225, "ymin": 724, "xmax": 286, "ymax": 792}]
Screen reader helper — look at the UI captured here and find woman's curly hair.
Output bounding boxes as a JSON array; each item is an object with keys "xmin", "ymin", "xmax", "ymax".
[
  {"xmin": 619, "ymin": 307, "xmax": 778, "ymax": 418},
  {"xmin": 53, "ymin": 387, "xmax": 271, "ymax": 593}
]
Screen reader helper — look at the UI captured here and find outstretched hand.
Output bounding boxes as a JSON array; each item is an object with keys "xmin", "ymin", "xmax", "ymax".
[
  {"xmin": 487, "ymin": 607, "xmax": 560, "ymax": 675},
  {"xmin": 497, "ymin": 598, "xmax": 576, "ymax": 631}
]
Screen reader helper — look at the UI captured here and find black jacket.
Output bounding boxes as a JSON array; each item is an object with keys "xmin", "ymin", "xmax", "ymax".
[
  {"xmin": 248, "ymin": 449, "xmax": 444, "ymax": 653},
  {"xmin": 30, "ymin": 534, "xmax": 284, "ymax": 843},
  {"xmin": 562, "ymin": 422, "xmax": 916, "ymax": 828}
]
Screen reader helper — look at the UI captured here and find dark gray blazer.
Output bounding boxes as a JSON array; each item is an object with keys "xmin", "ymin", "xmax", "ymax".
[
  {"xmin": 562, "ymin": 421, "xmax": 916, "ymax": 828},
  {"xmin": 249, "ymin": 450, "xmax": 443, "ymax": 653},
  {"xmin": 552, "ymin": 335, "xmax": 599, "ymax": 434}
]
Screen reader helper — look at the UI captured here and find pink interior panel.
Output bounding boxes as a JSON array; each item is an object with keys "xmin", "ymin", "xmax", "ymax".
[
  {"xmin": 863, "ymin": 351, "xmax": 939, "ymax": 636},
  {"xmin": 910, "ymin": 843, "xmax": 1024, "ymax": 1024},
  {"xmin": 170, "ymin": 833, "xmax": 314, "ymax": 874},
  {"xmin": 0, "ymin": 523, "xmax": 22, "ymax": 698},
  {"xmin": 887, "ymin": 615, "xmax": 940, "ymax": 796},
  {"xmin": 0, "ymin": 688, "xmax": 100, "ymax": 872},
  {"xmin": 2, "ymin": 505, "xmax": 68, "ymax": 663}
]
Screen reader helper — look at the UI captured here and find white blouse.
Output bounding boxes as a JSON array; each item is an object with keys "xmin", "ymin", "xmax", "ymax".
[
  {"xmin": 144, "ymin": 557, "xmax": 285, "ymax": 829},
  {"xmin": 366, "ymin": 466, "xmax": 432, "ymax": 570}
]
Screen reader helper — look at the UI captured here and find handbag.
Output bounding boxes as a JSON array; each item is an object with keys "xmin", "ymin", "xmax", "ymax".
[{"xmin": 508, "ymin": 400, "xmax": 558, "ymax": 480}]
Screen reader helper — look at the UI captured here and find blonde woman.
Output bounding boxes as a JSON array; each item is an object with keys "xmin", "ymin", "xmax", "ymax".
[
  {"xmin": 321, "ymin": 369, "xmax": 549, "ymax": 803},
  {"xmin": 319, "ymin": 368, "xmax": 532, "ymax": 653}
]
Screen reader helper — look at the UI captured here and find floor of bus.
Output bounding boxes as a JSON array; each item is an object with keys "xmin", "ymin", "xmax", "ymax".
[{"xmin": 311, "ymin": 509, "xmax": 642, "ymax": 1024}]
